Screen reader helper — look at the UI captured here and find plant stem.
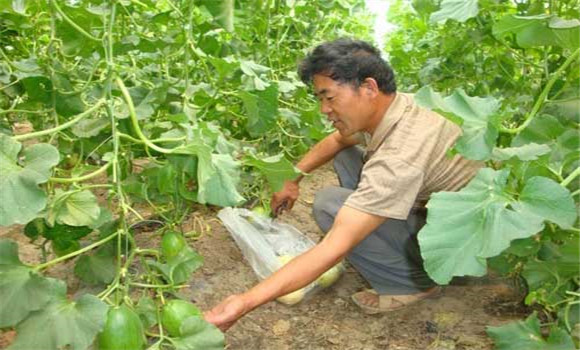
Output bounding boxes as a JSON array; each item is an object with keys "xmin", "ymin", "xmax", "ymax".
[
  {"xmin": 12, "ymin": 99, "xmax": 106, "ymax": 141},
  {"xmin": 500, "ymin": 48, "xmax": 580, "ymax": 134},
  {"xmin": 50, "ymin": 162, "xmax": 112, "ymax": 183},
  {"xmin": 33, "ymin": 230, "xmax": 119, "ymax": 272},
  {"xmin": 0, "ymin": 109, "xmax": 51, "ymax": 115},
  {"xmin": 115, "ymin": 77, "xmax": 176, "ymax": 154},
  {"xmin": 118, "ymin": 132, "xmax": 185, "ymax": 144},
  {"xmin": 129, "ymin": 282, "xmax": 187, "ymax": 289},
  {"xmin": 561, "ymin": 167, "xmax": 580, "ymax": 188}
]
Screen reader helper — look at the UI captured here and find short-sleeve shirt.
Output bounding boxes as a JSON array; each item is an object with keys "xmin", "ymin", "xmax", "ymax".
[{"xmin": 344, "ymin": 92, "xmax": 482, "ymax": 220}]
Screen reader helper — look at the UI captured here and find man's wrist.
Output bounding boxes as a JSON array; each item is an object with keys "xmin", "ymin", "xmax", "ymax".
[{"xmin": 239, "ymin": 291, "xmax": 260, "ymax": 314}]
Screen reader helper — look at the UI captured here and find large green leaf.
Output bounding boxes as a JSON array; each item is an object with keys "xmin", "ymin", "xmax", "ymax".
[
  {"xmin": 173, "ymin": 316, "xmax": 225, "ymax": 350},
  {"xmin": 491, "ymin": 143, "xmax": 551, "ymax": 161},
  {"xmin": 515, "ymin": 177, "xmax": 577, "ymax": 229},
  {"xmin": 0, "ymin": 238, "xmax": 21, "ymax": 265},
  {"xmin": 21, "ymin": 76, "xmax": 53, "ymax": 104},
  {"xmin": 493, "ymin": 15, "xmax": 580, "ymax": 49},
  {"xmin": 415, "ymin": 86, "xmax": 499, "ymax": 160},
  {"xmin": 430, "ymin": 0, "xmax": 478, "ymax": 24},
  {"xmin": 147, "ymin": 244, "xmax": 203, "ymax": 285},
  {"xmin": 0, "ymin": 239, "xmax": 64, "ymax": 328},
  {"xmin": 74, "ymin": 249, "xmax": 116, "ymax": 285},
  {"xmin": 7, "ymin": 294, "xmax": 108, "ymax": 350},
  {"xmin": 239, "ymin": 84, "xmax": 279, "ymax": 137},
  {"xmin": 244, "ymin": 153, "xmax": 302, "ymax": 192},
  {"xmin": 54, "ymin": 74, "xmax": 86, "ymax": 117},
  {"xmin": 511, "ymin": 114, "xmax": 578, "ymax": 175},
  {"xmin": 487, "ymin": 313, "xmax": 576, "ymax": 350},
  {"xmin": 54, "ymin": 4, "xmax": 102, "ymax": 57},
  {"xmin": 0, "ymin": 135, "xmax": 60, "ymax": 226},
  {"xmin": 418, "ymin": 168, "xmax": 577, "ymax": 284},
  {"xmin": 201, "ymin": 154, "xmax": 245, "ymax": 207},
  {"xmin": 176, "ymin": 142, "xmax": 244, "ymax": 206},
  {"xmin": 136, "ymin": 296, "xmax": 158, "ymax": 329},
  {"xmin": 46, "ymin": 189, "xmax": 101, "ymax": 227}
]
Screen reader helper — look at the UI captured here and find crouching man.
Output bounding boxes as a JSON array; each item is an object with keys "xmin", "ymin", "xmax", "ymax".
[{"xmin": 205, "ymin": 38, "xmax": 481, "ymax": 331}]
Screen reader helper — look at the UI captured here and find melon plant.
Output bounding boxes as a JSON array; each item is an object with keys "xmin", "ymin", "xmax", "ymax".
[{"xmin": 0, "ymin": 1, "xmax": 370, "ymax": 349}]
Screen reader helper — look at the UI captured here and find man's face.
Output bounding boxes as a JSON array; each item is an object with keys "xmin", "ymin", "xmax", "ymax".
[{"xmin": 313, "ymin": 74, "xmax": 372, "ymax": 137}]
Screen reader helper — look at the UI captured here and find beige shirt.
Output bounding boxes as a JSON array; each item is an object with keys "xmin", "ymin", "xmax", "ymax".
[{"xmin": 344, "ymin": 93, "xmax": 482, "ymax": 220}]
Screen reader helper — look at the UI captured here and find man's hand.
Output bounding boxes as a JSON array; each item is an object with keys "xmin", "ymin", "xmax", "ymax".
[
  {"xmin": 271, "ymin": 180, "xmax": 300, "ymax": 217},
  {"xmin": 203, "ymin": 294, "xmax": 250, "ymax": 332}
]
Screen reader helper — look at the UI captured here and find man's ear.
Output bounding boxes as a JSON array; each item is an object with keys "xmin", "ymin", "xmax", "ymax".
[{"xmin": 361, "ymin": 78, "xmax": 379, "ymax": 97}]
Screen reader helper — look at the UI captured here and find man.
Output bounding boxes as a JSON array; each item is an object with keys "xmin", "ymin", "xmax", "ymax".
[{"xmin": 204, "ymin": 39, "xmax": 481, "ymax": 331}]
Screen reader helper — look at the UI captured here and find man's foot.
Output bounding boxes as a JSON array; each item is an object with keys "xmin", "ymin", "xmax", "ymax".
[{"xmin": 351, "ymin": 286, "xmax": 441, "ymax": 314}]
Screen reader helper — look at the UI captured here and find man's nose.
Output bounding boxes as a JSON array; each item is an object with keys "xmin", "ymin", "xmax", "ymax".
[{"xmin": 320, "ymin": 102, "xmax": 332, "ymax": 115}]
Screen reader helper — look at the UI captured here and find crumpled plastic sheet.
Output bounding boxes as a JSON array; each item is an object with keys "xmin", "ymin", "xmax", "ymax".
[{"xmin": 217, "ymin": 207, "xmax": 318, "ymax": 293}]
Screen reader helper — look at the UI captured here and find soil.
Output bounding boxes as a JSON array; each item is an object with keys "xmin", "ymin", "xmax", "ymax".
[{"xmin": 0, "ymin": 164, "xmax": 529, "ymax": 350}]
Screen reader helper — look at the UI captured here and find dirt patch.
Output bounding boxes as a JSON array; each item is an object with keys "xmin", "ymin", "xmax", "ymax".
[{"xmin": 0, "ymin": 164, "xmax": 528, "ymax": 349}]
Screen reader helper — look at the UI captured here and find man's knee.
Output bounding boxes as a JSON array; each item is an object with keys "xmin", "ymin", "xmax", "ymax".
[
  {"xmin": 333, "ymin": 146, "xmax": 360, "ymax": 173},
  {"xmin": 312, "ymin": 186, "xmax": 351, "ymax": 232}
]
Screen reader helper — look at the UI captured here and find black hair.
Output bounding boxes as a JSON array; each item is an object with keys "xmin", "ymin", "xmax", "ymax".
[{"xmin": 299, "ymin": 38, "xmax": 396, "ymax": 94}]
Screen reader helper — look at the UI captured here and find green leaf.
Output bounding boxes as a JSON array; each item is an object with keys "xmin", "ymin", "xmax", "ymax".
[
  {"xmin": 54, "ymin": 74, "xmax": 86, "ymax": 117},
  {"xmin": 41, "ymin": 222, "xmax": 93, "ymax": 241},
  {"xmin": 199, "ymin": 154, "xmax": 245, "ymax": 207},
  {"xmin": 491, "ymin": 143, "xmax": 551, "ymax": 161},
  {"xmin": 24, "ymin": 218, "xmax": 46, "ymax": 240},
  {"xmin": 418, "ymin": 168, "xmax": 574, "ymax": 284},
  {"xmin": 208, "ymin": 56, "xmax": 238, "ymax": 78},
  {"xmin": 71, "ymin": 117, "xmax": 110, "ymax": 138},
  {"xmin": 523, "ymin": 237, "xmax": 579, "ymax": 298},
  {"xmin": 136, "ymin": 296, "xmax": 158, "ymax": 329},
  {"xmin": 415, "ymin": 86, "xmax": 499, "ymax": 160},
  {"xmin": 512, "ymin": 114, "xmax": 566, "ymax": 146},
  {"xmin": 487, "ymin": 313, "xmax": 576, "ymax": 350},
  {"xmin": 493, "ymin": 15, "xmax": 579, "ymax": 49},
  {"xmin": 430, "ymin": 0, "xmax": 478, "ymax": 24},
  {"xmin": 515, "ymin": 177, "xmax": 577, "ymax": 229},
  {"xmin": 148, "ymin": 247, "xmax": 203, "ymax": 285},
  {"xmin": 156, "ymin": 163, "xmax": 177, "ymax": 194},
  {"xmin": 0, "ymin": 239, "xmax": 21, "ymax": 265},
  {"xmin": 176, "ymin": 142, "xmax": 245, "ymax": 207},
  {"xmin": 74, "ymin": 249, "xmax": 116, "ymax": 285},
  {"xmin": 0, "ymin": 135, "xmax": 60, "ymax": 226},
  {"xmin": 550, "ymin": 17, "xmax": 580, "ymax": 50},
  {"xmin": 240, "ymin": 84, "xmax": 279, "ymax": 137},
  {"xmin": 21, "ymin": 76, "xmax": 53, "ymax": 104},
  {"xmin": 505, "ymin": 237, "xmax": 541, "ymax": 257},
  {"xmin": 54, "ymin": 5, "xmax": 102, "ymax": 57},
  {"xmin": 168, "ymin": 247, "xmax": 204, "ymax": 284},
  {"xmin": 0, "ymin": 0, "xmax": 27, "ymax": 14},
  {"xmin": 173, "ymin": 316, "xmax": 225, "ymax": 350},
  {"xmin": 244, "ymin": 153, "xmax": 302, "ymax": 192},
  {"xmin": 239, "ymin": 60, "xmax": 270, "ymax": 76},
  {"xmin": 7, "ymin": 294, "xmax": 108, "ymax": 350},
  {"xmin": 46, "ymin": 189, "xmax": 101, "ymax": 227},
  {"xmin": 0, "ymin": 241, "xmax": 65, "ymax": 328},
  {"xmin": 51, "ymin": 239, "xmax": 80, "ymax": 257}
]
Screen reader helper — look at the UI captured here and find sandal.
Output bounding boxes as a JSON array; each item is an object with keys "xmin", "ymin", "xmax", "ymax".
[{"xmin": 351, "ymin": 286, "xmax": 441, "ymax": 314}]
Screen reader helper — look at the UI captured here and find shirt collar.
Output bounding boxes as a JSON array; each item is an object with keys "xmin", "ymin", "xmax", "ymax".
[{"xmin": 365, "ymin": 92, "xmax": 409, "ymax": 152}]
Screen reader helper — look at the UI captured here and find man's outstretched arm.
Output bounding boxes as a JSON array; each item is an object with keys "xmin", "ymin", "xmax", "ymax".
[{"xmin": 204, "ymin": 205, "xmax": 386, "ymax": 331}]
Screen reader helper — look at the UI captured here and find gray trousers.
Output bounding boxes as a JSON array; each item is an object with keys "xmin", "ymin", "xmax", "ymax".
[{"xmin": 312, "ymin": 146, "xmax": 436, "ymax": 295}]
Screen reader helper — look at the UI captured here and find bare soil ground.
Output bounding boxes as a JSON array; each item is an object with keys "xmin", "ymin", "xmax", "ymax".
[{"xmin": 0, "ymin": 164, "xmax": 529, "ymax": 350}]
